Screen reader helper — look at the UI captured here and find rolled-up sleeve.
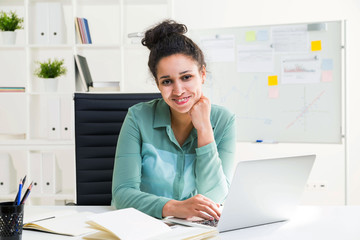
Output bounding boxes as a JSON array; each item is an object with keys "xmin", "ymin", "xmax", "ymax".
[
  {"xmin": 194, "ymin": 114, "xmax": 236, "ymax": 203},
  {"xmin": 111, "ymin": 109, "xmax": 171, "ymax": 219}
]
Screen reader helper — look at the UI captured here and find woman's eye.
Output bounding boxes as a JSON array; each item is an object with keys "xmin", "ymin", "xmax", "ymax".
[
  {"xmin": 162, "ymin": 80, "xmax": 172, "ymax": 85},
  {"xmin": 182, "ymin": 75, "xmax": 192, "ymax": 81}
]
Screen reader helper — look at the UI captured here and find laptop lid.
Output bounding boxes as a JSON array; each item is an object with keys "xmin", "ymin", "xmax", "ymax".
[
  {"xmin": 217, "ymin": 154, "xmax": 315, "ymax": 232},
  {"xmin": 165, "ymin": 154, "xmax": 315, "ymax": 232}
]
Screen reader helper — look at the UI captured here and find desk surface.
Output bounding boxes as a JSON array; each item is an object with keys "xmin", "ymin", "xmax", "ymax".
[{"xmin": 23, "ymin": 205, "xmax": 360, "ymax": 240}]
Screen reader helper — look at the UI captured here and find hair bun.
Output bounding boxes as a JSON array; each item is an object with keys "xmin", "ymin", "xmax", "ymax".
[{"xmin": 142, "ymin": 20, "xmax": 187, "ymax": 50}]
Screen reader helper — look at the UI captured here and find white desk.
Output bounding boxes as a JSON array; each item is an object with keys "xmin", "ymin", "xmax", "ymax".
[{"xmin": 23, "ymin": 205, "xmax": 360, "ymax": 240}]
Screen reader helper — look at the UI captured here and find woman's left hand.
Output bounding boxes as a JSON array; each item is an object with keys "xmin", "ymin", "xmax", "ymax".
[
  {"xmin": 189, "ymin": 94, "xmax": 214, "ymax": 147},
  {"xmin": 188, "ymin": 94, "xmax": 212, "ymax": 132}
]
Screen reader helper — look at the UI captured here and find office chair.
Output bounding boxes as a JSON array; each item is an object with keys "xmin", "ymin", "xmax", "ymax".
[{"xmin": 74, "ymin": 92, "xmax": 161, "ymax": 205}]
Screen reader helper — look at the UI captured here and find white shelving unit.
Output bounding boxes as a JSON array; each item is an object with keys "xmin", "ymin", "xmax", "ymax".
[{"xmin": 0, "ymin": 0, "xmax": 172, "ymax": 205}]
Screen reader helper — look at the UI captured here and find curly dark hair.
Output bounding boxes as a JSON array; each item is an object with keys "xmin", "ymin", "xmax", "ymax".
[{"xmin": 142, "ymin": 20, "xmax": 206, "ymax": 82}]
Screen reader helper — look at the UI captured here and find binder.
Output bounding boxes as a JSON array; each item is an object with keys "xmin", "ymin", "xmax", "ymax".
[
  {"xmin": 29, "ymin": 152, "xmax": 43, "ymax": 194},
  {"xmin": 77, "ymin": 18, "xmax": 86, "ymax": 44},
  {"xmin": 74, "ymin": 18, "xmax": 82, "ymax": 44},
  {"xmin": 0, "ymin": 153, "xmax": 16, "ymax": 194},
  {"xmin": 47, "ymin": 96, "xmax": 61, "ymax": 139},
  {"xmin": 83, "ymin": 18, "xmax": 92, "ymax": 44},
  {"xmin": 80, "ymin": 18, "xmax": 88, "ymax": 44},
  {"xmin": 42, "ymin": 152, "xmax": 62, "ymax": 194},
  {"xmin": 35, "ymin": 3, "xmax": 49, "ymax": 44},
  {"xmin": 48, "ymin": 2, "xmax": 66, "ymax": 44},
  {"xmin": 60, "ymin": 96, "xmax": 72, "ymax": 140}
]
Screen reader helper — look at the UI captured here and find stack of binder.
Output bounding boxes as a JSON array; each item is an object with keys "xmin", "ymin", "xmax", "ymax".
[
  {"xmin": 35, "ymin": 2, "xmax": 66, "ymax": 44},
  {"xmin": 75, "ymin": 17, "xmax": 92, "ymax": 44}
]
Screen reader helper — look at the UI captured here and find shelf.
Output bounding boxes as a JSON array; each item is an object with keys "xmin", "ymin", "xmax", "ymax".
[
  {"xmin": 0, "ymin": 140, "xmax": 75, "ymax": 148},
  {"xmin": 0, "ymin": 0, "xmax": 23, "ymax": 5},
  {"xmin": 75, "ymin": 43, "xmax": 121, "ymax": 49},
  {"xmin": 0, "ymin": 45, "xmax": 26, "ymax": 49},
  {"xmin": 0, "ymin": 191, "xmax": 75, "ymax": 202},
  {"xmin": 0, "ymin": 92, "xmax": 26, "ymax": 95},
  {"xmin": 31, "ymin": 190, "xmax": 75, "ymax": 200},
  {"xmin": 29, "ymin": 92, "xmax": 73, "ymax": 96},
  {"xmin": 124, "ymin": 0, "xmax": 169, "ymax": 5},
  {"xmin": 29, "ymin": 44, "xmax": 73, "ymax": 49}
]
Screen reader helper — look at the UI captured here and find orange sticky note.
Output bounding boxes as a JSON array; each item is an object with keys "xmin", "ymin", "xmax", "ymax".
[
  {"xmin": 311, "ymin": 40, "xmax": 322, "ymax": 51},
  {"xmin": 268, "ymin": 76, "xmax": 278, "ymax": 86}
]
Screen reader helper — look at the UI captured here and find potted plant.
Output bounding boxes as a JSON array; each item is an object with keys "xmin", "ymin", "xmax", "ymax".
[
  {"xmin": 0, "ymin": 10, "xmax": 24, "ymax": 45},
  {"xmin": 34, "ymin": 58, "xmax": 67, "ymax": 92}
]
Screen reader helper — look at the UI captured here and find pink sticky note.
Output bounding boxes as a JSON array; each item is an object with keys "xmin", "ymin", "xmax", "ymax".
[
  {"xmin": 269, "ymin": 87, "xmax": 279, "ymax": 99},
  {"xmin": 322, "ymin": 70, "xmax": 333, "ymax": 82}
]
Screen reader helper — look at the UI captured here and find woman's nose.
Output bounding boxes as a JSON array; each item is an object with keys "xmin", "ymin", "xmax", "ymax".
[{"xmin": 173, "ymin": 82, "xmax": 184, "ymax": 96}]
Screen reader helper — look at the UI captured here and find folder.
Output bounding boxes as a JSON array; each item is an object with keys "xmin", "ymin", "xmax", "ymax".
[
  {"xmin": 47, "ymin": 96, "xmax": 61, "ymax": 139},
  {"xmin": 0, "ymin": 153, "xmax": 17, "ymax": 194},
  {"xmin": 42, "ymin": 152, "xmax": 62, "ymax": 194},
  {"xmin": 35, "ymin": 3, "xmax": 49, "ymax": 44},
  {"xmin": 60, "ymin": 96, "xmax": 72, "ymax": 140},
  {"xmin": 29, "ymin": 152, "xmax": 43, "ymax": 194},
  {"xmin": 48, "ymin": 2, "xmax": 66, "ymax": 44}
]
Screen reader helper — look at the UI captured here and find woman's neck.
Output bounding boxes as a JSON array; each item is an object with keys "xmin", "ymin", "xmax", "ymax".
[
  {"xmin": 170, "ymin": 110, "xmax": 192, "ymax": 128},
  {"xmin": 170, "ymin": 110, "xmax": 193, "ymax": 146}
]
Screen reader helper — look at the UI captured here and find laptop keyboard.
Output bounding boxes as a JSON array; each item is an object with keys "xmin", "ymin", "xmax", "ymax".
[{"xmin": 193, "ymin": 219, "xmax": 219, "ymax": 227}]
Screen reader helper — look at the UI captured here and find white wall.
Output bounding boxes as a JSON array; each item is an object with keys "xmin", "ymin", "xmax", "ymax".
[{"xmin": 173, "ymin": 0, "xmax": 360, "ymax": 204}]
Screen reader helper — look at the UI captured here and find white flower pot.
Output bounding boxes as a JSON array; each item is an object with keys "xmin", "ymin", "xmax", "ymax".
[
  {"xmin": 1, "ymin": 31, "xmax": 17, "ymax": 45},
  {"xmin": 43, "ymin": 78, "xmax": 59, "ymax": 92}
]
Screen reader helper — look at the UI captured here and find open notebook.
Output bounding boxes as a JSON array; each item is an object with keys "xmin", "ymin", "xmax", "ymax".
[
  {"xmin": 23, "ymin": 209, "xmax": 95, "ymax": 236},
  {"xmin": 84, "ymin": 208, "xmax": 218, "ymax": 240}
]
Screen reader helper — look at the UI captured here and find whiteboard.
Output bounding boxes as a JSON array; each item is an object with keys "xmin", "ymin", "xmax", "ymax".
[{"xmin": 190, "ymin": 21, "xmax": 344, "ymax": 143}]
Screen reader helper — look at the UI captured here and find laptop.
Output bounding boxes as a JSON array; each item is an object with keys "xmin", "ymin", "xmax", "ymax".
[{"xmin": 166, "ymin": 154, "xmax": 315, "ymax": 232}]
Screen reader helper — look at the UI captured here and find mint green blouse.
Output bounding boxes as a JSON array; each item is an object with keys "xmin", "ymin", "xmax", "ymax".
[{"xmin": 111, "ymin": 98, "xmax": 236, "ymax": 219}]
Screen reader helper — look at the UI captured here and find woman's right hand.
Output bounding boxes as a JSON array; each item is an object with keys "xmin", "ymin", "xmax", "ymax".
[{"xmin": 162, "ymin": 194, "xmax": 221, "ymax": 220}]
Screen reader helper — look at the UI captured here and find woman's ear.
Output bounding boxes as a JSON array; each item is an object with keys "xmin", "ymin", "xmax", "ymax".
[{"xmin": 201, "ymin": 65, "xmax": 206, "ymax": 84}]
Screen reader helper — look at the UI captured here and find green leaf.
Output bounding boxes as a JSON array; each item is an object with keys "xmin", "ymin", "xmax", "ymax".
[
  {"xmin": 0, "ymin": 11, "xmax": 24, "ymax": 31},
  {"xmin": 34, "ymin": 58, "xmax": 67, "ymax": 79}
]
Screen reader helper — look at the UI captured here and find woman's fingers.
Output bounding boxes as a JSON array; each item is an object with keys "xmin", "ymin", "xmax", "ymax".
[
  {"xmin": 191, "ymin": 195, "xmax": 221, "ymax": 220},
  {"xmin": 195, "ymin": 205, "xmax": 219, "ymax": 220},
  {"xmin": 162, "ymin": 194, "xmax": 221, "ymax": 220}
]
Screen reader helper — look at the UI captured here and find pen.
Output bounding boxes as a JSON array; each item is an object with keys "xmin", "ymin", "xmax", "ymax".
[
  {"xmin": 22, "ymin": 175, "xmax": 27, "ymax": 186},
  {"xmin": 20, "ymin": 181, "xmax": 33, "ymax": 205},
  {"xmin": 16, "ymin": 178, "xmax": 23, "ymax": 205},
  {"xmin": 14, "ymin": 175, "xmax": 26, "ymax": 204},
  {"xmin": 255, "ymin": 140, "xmax": 278, "ymax": 143}
]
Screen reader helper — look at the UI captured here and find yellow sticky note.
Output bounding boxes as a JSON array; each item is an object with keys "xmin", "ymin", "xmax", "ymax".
[
  {"xmin": 268, "ymin": 76, "xmax": 278, "ymax": 86},
  {"xmin": 245, "ymin": 31, "xmax": 256, "ymax": 42},
  {"xmin": 311, "ymin": 40, "xmax": 322, "ymax": 51}
]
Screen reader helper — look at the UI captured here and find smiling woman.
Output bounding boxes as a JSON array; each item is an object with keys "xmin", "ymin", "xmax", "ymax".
[{"xmin": 111, "ymin": 20, "xmax": 237, "ymax": 221}]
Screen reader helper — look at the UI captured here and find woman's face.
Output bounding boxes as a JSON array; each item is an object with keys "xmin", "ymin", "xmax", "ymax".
[{"xmin": 156, "ymin": 54, "xmax": 206, "ymax": 115}]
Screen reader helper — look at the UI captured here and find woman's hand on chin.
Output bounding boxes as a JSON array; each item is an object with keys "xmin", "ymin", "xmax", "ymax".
[{"xmin": 188, "ymin": 95, "xmax": 214, "ymax": 147}]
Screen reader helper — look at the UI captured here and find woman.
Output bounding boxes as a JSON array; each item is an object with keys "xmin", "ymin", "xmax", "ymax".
[{"xmin": 112, "ymin": 20, "xmax": 236, "ymax": 220}]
